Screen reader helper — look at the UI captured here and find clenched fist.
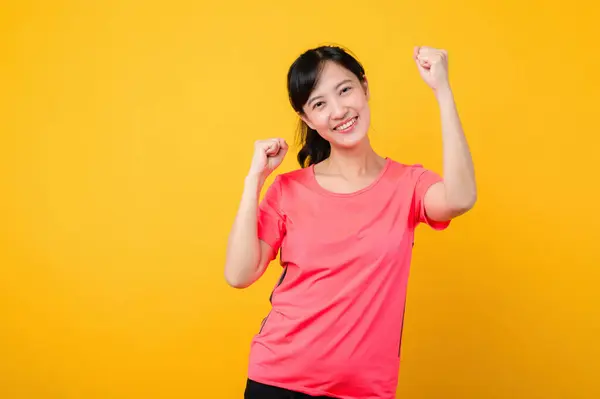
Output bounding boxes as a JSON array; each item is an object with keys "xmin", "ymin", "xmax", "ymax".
[
  {"xmin": 248, "ymin": 138, "xmax": 288, "ymax": 180},
  {"xmin": 414, "ymin": 46, "xmax": 450, "ymax": 91}
]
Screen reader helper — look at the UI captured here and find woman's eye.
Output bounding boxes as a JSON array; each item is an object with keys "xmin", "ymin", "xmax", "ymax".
[
  {"xmin": 314, "ymin": 101, "xmax": 324, "ymax": 109},
  {"xmin": 341, "ymin": 86, "xmax": 352, "ymax": 94}
]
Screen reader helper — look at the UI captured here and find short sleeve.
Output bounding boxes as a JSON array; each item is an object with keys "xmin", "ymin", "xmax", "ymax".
[
  {"xmin": 414, "ymin": 168, "xmax": 451, "ymax": 231},
  {"xmin": 257, "ymin": 175, "xmax": 287, "ymax": 258}
]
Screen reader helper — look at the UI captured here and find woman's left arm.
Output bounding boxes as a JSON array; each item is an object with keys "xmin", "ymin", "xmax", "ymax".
[{"xmin": 414, "ymin": 46, "xmax": 477, "ymax": 221}]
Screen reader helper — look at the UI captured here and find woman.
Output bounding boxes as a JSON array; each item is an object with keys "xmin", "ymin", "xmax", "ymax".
[{"xmin": 225, "ymin": 45, "xmax": 477, "ymax": 399}]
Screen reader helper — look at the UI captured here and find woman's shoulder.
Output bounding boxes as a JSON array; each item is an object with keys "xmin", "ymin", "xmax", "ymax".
[
  {"xmin": 262, "ymin": 167, "xmax": 314, "ymax": 208},
  {"xmin": 385, "ymin": 158, "xmax": 431, "ymax": 178},
  {"xmin": 272, "ymin": 166, "xmax": 313, "ymax": 185}
]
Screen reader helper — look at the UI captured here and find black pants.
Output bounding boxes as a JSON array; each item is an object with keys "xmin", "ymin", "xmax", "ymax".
[{"xmin": 244, "ymin": 379, "xmax": 336, "ymax": 399}]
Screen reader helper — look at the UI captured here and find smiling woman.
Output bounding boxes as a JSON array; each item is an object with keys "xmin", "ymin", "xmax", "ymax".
[
  {"xmin": 287, "ymin": 46, "xmax": 371, "ymax": 168},
  {"xmin": 223, "ymin": 44, "xmax": 477, "ymax": 399}
]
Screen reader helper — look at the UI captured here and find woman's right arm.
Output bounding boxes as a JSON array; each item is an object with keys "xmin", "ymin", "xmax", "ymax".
[
  {"xmin": 224, "ymin": 138, "xmax": 288, "ymax": 289},
  {"xmin": 224, "ymin": 174, "xmax": 275, "ymax": 288}
]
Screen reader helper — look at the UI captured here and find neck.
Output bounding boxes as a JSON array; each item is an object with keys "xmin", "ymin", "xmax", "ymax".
[{"xmin": 321, "ymin": 139, "xmax": 384, "ymax": 177}]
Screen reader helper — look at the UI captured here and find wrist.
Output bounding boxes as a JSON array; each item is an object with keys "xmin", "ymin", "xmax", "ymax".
[
  {"xmin": 434, "ymin": 84, "xmax": 453, "ymax": 102},
  {"xmin": 244, "ymin": 173, "xmax": 266, "ymax": 190}
]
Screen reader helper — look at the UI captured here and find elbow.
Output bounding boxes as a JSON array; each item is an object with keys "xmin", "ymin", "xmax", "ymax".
[
  {"xmin": 224, "ymin": 266, "xmax": 253, "ymax": 289},
  {"xmin": 226, "ymin": 279, "xmax": 251, "ymax": 289},
  {"xmin": 448, "ymin": 193, "xmax": 477, "ymax": 217},
  {"xmin": 224, "ymin": 273, "xmax": 248, "ymax": 289},
  {"xmin": 225, "ymin": 277, "xmax": 247, "ymax": 289},
  {"xmin": 223, "ymin": 244, "xmax": 268, "ymax": 289},
  {"xmin": 461, "ymin": 193, "xmax": 477, "ymax": 212}
]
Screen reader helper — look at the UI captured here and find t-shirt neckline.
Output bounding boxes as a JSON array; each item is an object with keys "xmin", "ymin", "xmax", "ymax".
[{"xmin": 309, "ymin": 157, "xmax": 391, "ymax": 197}]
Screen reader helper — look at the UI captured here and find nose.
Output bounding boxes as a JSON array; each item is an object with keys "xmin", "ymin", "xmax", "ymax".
[{"xmin": 330, "ymin": 98, "xmax": 347, "ymax": 120}]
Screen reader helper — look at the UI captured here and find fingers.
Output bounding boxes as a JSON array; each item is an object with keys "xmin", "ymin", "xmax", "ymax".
[
  {"xmin": 278, "ymin": 138, "xmax": 288, "ymax": 151},
  {"xmin": 414, "ymin": 55, "xmax": 430, "ymax": 72},
  {"xmin": 265, "ymin": 140, "xmax": 279, "ymax": 156},
  {"xmin": 414, "ymin": 47, "xmax": 448, "ymax": 72},
  {"xmin": 416, "ymin": 57, "xmax": 430, "ymax": 69},
  {"xmin": 255, "ymin": 138, "xmax": 288, "ymax": 156},
  {"xmin": 415, "ymin": 46, "xmax": 446, "ymax": 58}
]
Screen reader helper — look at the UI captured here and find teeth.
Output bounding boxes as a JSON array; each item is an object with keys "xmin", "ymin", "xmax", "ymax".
[{"xmin": 335, "ymin": 117, "xmax": 356, "ymax": 131}]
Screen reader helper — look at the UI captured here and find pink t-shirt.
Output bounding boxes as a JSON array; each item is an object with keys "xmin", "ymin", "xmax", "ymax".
[{"xmin": 248, "ymin": 158, "xmax": 450, "ymax": 399}]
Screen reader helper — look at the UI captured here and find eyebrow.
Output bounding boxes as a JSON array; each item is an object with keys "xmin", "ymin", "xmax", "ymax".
[{"xmin": 307, "ymin": 79, "xmax": 353, "ymax": 106}]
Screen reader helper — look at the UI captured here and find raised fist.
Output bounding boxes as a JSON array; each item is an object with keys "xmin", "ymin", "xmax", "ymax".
[
  {"xmin": 248, "ymin": 138, "xmax": 288, "ymax": 179},
  {"xmin": 414, "ymin": 46, "xmax": 450, "ymax": 91}
]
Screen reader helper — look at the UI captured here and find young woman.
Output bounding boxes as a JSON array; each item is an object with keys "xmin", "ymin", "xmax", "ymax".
[{"xmin": 225, "ymin": 45, "xmax": 477, "ymax": 399}]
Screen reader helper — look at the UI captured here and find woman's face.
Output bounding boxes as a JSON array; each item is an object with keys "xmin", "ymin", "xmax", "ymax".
[{"xmin": 301, "ymin": 61, "xmax": 371, "ymax": 149}]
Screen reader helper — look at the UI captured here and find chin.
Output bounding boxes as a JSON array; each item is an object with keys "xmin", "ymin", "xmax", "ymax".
[{"xmin": 331, "ymin": 133, "xmax": 366, "ymax": 148}]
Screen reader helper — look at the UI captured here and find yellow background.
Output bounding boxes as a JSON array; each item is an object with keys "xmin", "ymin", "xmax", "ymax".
[{"xmin": 2, "ymin": 1, "xmax": 599, "ymax": 398}]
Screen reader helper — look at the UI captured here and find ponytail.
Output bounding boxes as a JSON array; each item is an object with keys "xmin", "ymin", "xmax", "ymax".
[{"xmin": 296, "ymin": 121, "xmax": 330, "ymax": 168}]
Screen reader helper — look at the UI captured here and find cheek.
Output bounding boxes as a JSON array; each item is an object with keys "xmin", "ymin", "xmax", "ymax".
[
  {"xmin": 354, "ymin": 93, "xmax": 369, "ymax": 110},
  {"xmin": 311, "ymin": 113, "xmax": 331, "ymax": 130},
  {"xmin": 356, "ymin": 99, "xmax": 371, "ymax": 122}
]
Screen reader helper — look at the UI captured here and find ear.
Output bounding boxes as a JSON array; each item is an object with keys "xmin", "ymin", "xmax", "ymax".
[
  {"xmin": 299, "ymin": 113, "xmax": 316, "ymax": 130},
  {"xmin": 362, "ymin": 77, "xmax": 370, "ymax": 100}
]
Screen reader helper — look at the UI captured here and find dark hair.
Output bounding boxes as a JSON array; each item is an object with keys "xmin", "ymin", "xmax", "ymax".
[{"xmin": 287, "ymin": 45, "xmax": 366, "ymax": 168}]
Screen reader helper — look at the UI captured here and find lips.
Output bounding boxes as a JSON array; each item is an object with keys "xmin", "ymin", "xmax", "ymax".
[{"xmin": 333, "ymin": 116, "xmax": 358, "ymax": 132}]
